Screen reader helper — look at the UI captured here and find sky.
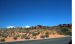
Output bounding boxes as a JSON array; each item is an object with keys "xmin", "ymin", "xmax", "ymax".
[{"xmin": 0, "ymin": 0, "xmax": 72, "ymax": 28}]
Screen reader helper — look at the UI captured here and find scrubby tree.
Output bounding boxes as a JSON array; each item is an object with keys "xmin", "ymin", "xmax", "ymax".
[{"xmin": 61, "ymin": 27, "xmax": 71, "ymax": 35}]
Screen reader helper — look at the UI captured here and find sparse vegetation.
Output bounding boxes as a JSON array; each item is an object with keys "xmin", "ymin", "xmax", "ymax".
[{"xmin": 0, "ymin": 24, "xmax": 72, "ymax": 42}]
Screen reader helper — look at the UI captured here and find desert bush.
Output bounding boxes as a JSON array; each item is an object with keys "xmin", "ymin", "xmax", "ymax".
[
  {"xmin": 0, "ymin": 38, "xmax": 5, "ymax": 42},
  {"xmin": 32, "ymin": 32, "xmax": 38, "ymax": 36},
  {"xmin": 33, "ymin": 37, "xmax": 36, "ymax": 39},
  {"xmin": 61, "ymin": 27, "xmax": 71, "ymax": 35},
  {"xmin": 40, "ymin": 35, "xmax": 45, "ymax": 38},
  {"xmin": 45, "ymin": 34, "xmax": 49, "ymax": 38},
  {"xmin": 61, "ymin": 28, "xmax": 69, "ymax": 32},
  {"xmin": 25, "ymin": 36, "xmax": 30, "ymax": 39},
  {"xmin": 21, "ymin": 35, "xmax": 26, "ymax": 39},
  {"xmin": 13, "ymin": 37, "xmax": 17, "ymax": 40}
]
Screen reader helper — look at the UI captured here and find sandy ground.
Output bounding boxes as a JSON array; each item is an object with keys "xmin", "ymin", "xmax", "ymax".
[{"xmin": 4, "ymin": 34, "xmax": 64, "ymax": 42}]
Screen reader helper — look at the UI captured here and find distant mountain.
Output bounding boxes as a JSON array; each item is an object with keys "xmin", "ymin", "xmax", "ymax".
[{"xmin": 5, "ymin": 24, "xmax": 72, "ymax": 29}]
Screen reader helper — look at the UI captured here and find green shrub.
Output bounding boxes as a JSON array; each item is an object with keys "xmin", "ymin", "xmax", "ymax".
[
  {"xmin": 32, "ymin": 32, "xmax": 38, "ymax": 36},
  {"xmin": 61, "ymin": 27, "xmax": 71, "ymax": 35},
  {"xmin": 25, "ymin": 36, "xmax": 30, "ymax": 39}
]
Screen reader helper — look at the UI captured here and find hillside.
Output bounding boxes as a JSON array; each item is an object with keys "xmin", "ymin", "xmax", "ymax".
[{"xmin": 0, "ymin": 24, "xmax": 72, "ymax": 42}]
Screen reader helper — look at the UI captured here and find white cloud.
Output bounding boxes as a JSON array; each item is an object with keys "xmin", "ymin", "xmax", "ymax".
[
  {"xmin": 25, "ymin": 25, "xmax": 30, "ymax": 28},
  {"xmin": 7, "ymin": 26, "xmax": 15, "ymax": 28},
  {"xmin": 22, "ymin": 25, "xmax": 30, "ymax": 28}
]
